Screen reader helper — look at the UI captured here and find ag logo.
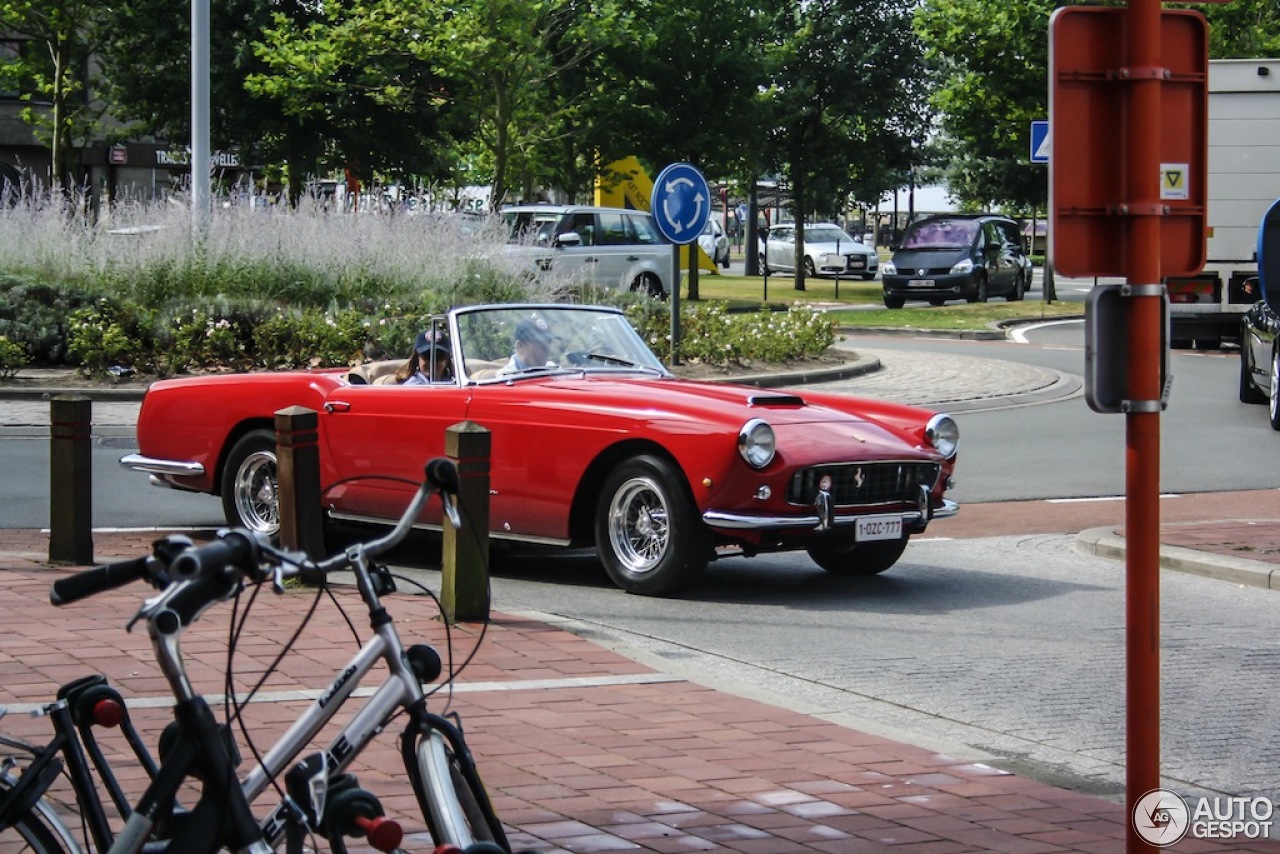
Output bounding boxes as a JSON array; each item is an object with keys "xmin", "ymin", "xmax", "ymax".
[{"xmin": 1132, "ymin": 788, "xmax": 1190, "ymax": 847}]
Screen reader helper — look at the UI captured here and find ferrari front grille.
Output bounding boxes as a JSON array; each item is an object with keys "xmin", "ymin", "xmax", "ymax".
[{"xmin": 787, "ymin": 461, "xmax": 941, "ymax": 506}]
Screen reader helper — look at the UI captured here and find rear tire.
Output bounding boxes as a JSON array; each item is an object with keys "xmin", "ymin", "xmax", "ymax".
[
  {"xmin": 220, "ymin": 429, "xmax": 280, "ymax": 535},
  {"xmin": 1009, "ymin": 271, "xmax": 1026, "ymax": 301},
  {"xmin": 0, "ymin": 780, "xmax": 74, "ymax": 853},
  {"xmin": 415, "ymin": 731, "xmax": 504, "ymax": 848},
  {"xmin": 807, "ymin": 537, "xmax": 909, "ymax": 576}
]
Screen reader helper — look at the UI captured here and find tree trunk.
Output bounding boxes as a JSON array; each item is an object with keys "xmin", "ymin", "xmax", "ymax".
[{"xmin": 793, "ymin": 169, "xmax": 806, "ymax": 292}]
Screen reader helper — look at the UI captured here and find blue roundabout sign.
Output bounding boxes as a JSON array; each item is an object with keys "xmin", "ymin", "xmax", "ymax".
[{"xmin": 650, "ymin": 162, "xmax": 711, "ymax": 245}]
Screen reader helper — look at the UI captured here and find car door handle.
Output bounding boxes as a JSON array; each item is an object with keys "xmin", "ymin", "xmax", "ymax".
[
  {"xmin": 324, "ymin": 401, "xmax": 351, "ymax": 413},
  {"xmin": 626, "ymin": 255, "xmax": 640, "ymax": 262}
]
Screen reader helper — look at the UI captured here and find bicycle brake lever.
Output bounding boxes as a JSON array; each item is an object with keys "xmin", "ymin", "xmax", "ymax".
[{"xmin": 441, "ymin": 490, "xmax": 461, "ymax": 530}]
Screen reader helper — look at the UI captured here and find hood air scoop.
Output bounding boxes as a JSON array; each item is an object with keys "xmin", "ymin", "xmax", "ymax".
[{"xmin": 748, "ymin": 394, "xmax": 805, "ymax": 407}]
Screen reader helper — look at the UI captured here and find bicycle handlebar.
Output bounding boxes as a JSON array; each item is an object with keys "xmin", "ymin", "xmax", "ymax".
[
  {"xmin": 50, "ymin": 556, "xmax": 156, "ymax": 606},
  {"xmin": 49, "ymin": 458, "xmax": 463, "ymax": 606}
]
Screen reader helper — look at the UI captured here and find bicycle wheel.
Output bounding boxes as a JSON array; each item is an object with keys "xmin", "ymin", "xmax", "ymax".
[
  {"xmin": 0, "ymin": 780, "xmax": 76, "ymax": 853},
  {"xmin": 414, "ymin": 731, "xmax": 501, "ymax": 848}
]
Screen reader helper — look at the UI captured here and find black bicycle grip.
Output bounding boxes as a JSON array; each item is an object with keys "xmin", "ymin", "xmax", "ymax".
[
  {"xmin": 425, "ymin": 457, "xmax": 460, "ymax": 494},
  {"xmin": 168, "ymin": 531, "xmax": 259, "ymax": 581},
  {"xmin": 50, "ymin": 556, "xmax": 152, "ymax": 606}
]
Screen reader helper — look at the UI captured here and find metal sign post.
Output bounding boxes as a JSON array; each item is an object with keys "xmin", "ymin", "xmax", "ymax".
[
  {"xmin": 1051, "ymin": 6, "xmax": 1208, "ymax": 850},
  {"xmin": 651, "ymin": 163, "xmax": 712, "ymax": 367}
]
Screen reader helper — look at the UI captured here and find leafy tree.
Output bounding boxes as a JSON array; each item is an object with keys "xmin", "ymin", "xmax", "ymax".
[
  {"xmin": 248, "ymin": 0, "xmax": 471, "ymax": 197},
  {"xmin": 95, "ymin": 0, "xmax": 331, "ymax": 202},
  {"xmin": 913, "ymin": 0, "xmax": 1057, "ymax": 216},
  {"xmin": 1203, "ymin": 1, "xmax": 1280, "ymax": 57},
  {"xmin": 0, "ymin": 0, "xmax": 102, "ymax": 188},
  {"xmin": 762, "ymin": 0, "xmax": 930, "ymax": 291}
]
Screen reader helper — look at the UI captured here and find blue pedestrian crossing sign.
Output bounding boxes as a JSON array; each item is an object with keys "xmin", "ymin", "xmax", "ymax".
[
  {"xmin": 1030, "ymin": 120, "xmax": 1050, "ymax": 163},
  {"xmin": 651, "ymin": 162, "xmax": 711, "ymax": 245}
]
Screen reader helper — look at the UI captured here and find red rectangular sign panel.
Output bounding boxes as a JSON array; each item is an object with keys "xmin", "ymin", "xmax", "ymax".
[{"xmin": 1049, "ymin": 7, "xmax": 1208, "ymax": 278}]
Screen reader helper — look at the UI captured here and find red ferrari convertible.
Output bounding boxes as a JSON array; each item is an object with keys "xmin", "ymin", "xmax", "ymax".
[{"xmin": 122, "ymin": 303, "xmax": 959, "ymax": 594}]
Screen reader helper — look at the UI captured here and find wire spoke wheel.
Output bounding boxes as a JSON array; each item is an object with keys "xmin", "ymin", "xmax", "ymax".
[{"xmin": 607, "ymin": 476, "xmax": 671, "ymax": 573}]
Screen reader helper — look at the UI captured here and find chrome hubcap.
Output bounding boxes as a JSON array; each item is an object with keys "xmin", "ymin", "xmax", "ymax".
[
  {"xmin": 234, "ymin": 450, "xmax": 279, "ymax": 534},
  {"xmin": 607, "ymin": 476, "xmax": 670, "ymax": 575}
]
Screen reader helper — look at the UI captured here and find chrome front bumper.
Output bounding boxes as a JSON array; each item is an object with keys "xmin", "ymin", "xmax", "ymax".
[{"xmin": 703, "ymin": 498, "xmax": 959, "ymax": 531}]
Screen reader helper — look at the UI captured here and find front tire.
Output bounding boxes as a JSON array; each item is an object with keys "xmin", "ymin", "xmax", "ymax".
[
  {"xmin": 883, "ymin": 294, "xmax": 905, "ymax": 309},
  {"xmin": 220, "ymin": 429, "xmax": 280, "ymax": 535},
  {"xmin": 807, "ymin": 537, "xmax": 909, "ymax": 576},
  {"xmin": 595, "ymin": 455, "xmax": 711, "ymax": 595},
  {"xmin": 1269, "ymin": 349, "xmax": 1280, "ymax": 430},
  {"xmin": 966, "ymin": 273, "xmax": 989, "ymax": 303},
  {"xmin": 415, "ymin": 731, "xmax": 504, "ymax": 848},
  {"xmin": 629, "ymin": 272, "xmax": 665, "ymax": 299},
  {"xmin": 1240, "ymin": 349, "xmax": 1267, "ymax": 404}
]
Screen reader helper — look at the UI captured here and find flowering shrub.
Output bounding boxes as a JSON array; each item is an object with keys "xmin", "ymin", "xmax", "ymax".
[
  {"xmin": 0, "ymin": 334, "xmax": 25, "ymax": 377},
  {"xmin": 67, "ymin": 302, "xmax": 140, "ymax": 376},
  {"xmin": 628, "ymin": 301, "xmax": 836, "ymax": 365}
]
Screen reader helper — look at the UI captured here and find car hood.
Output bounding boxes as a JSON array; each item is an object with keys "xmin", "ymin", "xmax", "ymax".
[
  {"xmin": 495, "ymin": 373, "xmax": 932, "ymax": 457},
  {"xmin": 891, "ymin": 248, "xmax": 968, "ymax": 268},
  {"xmin": 806, "ymin": 239, "xmax": 873, "ymax": 255}
]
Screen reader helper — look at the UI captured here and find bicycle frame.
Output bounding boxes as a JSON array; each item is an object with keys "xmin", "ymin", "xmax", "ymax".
[
  {"xmin": 113, "ymin": 541, "xmax": 501, "ymax": 852},
  {"xmin": 1, "ymin": 673, "xmax": 166, "ymax": 854}
]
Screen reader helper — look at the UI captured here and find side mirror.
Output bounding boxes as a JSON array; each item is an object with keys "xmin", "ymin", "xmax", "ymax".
[
  {"xmin": 553, "ymin": 231, "xmax": 582, "ymax": 248},
  {"xmin": 1259, "ymin": 197, "xmax": 1280, "ymax": 314}
]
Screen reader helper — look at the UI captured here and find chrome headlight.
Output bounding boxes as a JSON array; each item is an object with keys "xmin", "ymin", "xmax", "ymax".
[
  {"xmin": 950, "ymin": 258, "xmax": 974, "ymax": 275},
  {"xmin": 738, "ymin": 419, "xmax": 776, "ymax": 469},
  {"xmin": 925, "ymin": 414, "xmax": 959, "ymax": 460},
  {"xmin": 882, "ymin": 260, "xmax": 897, "ymax": 275}
]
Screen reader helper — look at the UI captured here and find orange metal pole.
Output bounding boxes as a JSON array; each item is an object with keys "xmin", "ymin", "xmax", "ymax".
[{"xmin": 1125, "ymin": 0, "xmax": 1164, "ymax": 848}]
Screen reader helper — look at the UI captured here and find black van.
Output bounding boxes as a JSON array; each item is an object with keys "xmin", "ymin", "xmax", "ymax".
[{"xmin": 880, "ymin": 214, "xmax": 1032, "ymax": 308}]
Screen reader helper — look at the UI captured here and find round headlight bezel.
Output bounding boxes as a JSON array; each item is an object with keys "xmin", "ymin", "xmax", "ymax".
[
  {"xmin": 925, "ymin": 413, "xmax": 959, "ymax": 460},
  {"xmin": 738, "ymin": 418, "xmax": 776, "ymax": 469}
]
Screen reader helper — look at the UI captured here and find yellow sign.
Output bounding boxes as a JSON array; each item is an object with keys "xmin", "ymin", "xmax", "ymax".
[{"xmin": 596, "ymin": 156, "xmax": 717, "ymax": 274}]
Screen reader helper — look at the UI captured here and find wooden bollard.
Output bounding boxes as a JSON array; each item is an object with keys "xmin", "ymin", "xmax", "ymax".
[
  {"xmin": 441, "ymin": 421, "xmax": 491, "ymax": 624},
  {"xmin": 274, "ymin": 406, "xmax": 324, "ymax": 558},
  {"xmin": 49, "ymin": 395, "xmax": 94, "ymax": 564}
]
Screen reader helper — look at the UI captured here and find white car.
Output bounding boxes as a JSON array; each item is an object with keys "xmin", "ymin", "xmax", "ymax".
[
  {"xmin": 502, "ymin": 205, "xmax": 675, "ymax": 297},
  {"xmin": 762, "ymin": 223, "xmax": 878, "ymax": 280},
  {"xmin": 698, "ymin": 216, "xmax": 731, "ymax": 268}
]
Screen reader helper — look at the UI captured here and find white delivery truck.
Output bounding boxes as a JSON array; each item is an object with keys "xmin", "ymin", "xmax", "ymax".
[{"xmin": 1169, "ymin": 58, "xmax": 1280, "ymax": 348}]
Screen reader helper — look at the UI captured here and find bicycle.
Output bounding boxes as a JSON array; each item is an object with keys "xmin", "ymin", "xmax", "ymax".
[{"xmin": 0, "ymin": 458, "xmax": 518, "ymax": 853}]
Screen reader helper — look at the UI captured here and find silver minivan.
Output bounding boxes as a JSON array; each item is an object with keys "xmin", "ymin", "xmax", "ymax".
[{"xmin": 502, "ymin": 205, "xmax": 674, "ymax": 297}]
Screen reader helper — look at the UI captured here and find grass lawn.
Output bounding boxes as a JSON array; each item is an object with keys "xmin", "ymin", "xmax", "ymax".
[{"xmin": 685, "ymin": 271, "xmax": 1083, "ymax": 330}]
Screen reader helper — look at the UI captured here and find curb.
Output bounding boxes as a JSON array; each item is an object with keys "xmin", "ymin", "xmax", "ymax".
[{"xmin": 1076, "ymin": 526, "xmax": 1280, "ymax": 591}]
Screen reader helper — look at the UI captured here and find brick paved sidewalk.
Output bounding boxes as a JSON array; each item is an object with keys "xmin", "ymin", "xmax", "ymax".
[{"xmin": 2, "ymin": 530, "xmax": 1277, "ymax": 852}]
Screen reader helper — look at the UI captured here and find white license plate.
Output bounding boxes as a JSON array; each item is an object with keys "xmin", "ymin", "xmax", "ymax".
[
  {"xmin": 908, "ymin": 279, "xmax": 934, "ymax": 287},
  {"xmin": 849, "ymin": 258, "xmax": 865, "ymax": 269},
  {"xmin": 856, "ymin": 516, "xmax": 903, "ymax": 542}
]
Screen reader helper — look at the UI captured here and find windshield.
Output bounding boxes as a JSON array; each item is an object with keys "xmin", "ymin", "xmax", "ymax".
[
  {"xmin": 501, "ymin": 210, "xmax": 561, "ymax": 245},
  {"xmin": 806, "ymin": 226, "xmax": 858, "ymax": 245},
  {"xmin": 453, "ymin": 305, "xmax": 669, "ymax": 381},
  {"xmin": 900, "ymin": 218, "xmax": 979, "ymax": 250}
]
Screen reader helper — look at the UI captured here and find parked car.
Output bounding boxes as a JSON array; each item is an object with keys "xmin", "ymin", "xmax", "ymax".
[
  {"xmin": 762, "ymin": 223, "xmax": 878, "ymax": 280},
  {"xmin": 699, "ymin": 215, "xmax": 731, "ymax": 267},
  {"xmin": 1239, "ymin": 293, "xmax": 1280, "ymax": 426},
  {"xmin": 880, "ymin": 214, "xmax": 1032, "ymax": 308},
  {"xmin": 501, "ymin": 205, "xmax": 674, "ymax": 297},
  {"xmin": 121, "ymin": 303, "xmax": 959, "ymax": 596}
]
